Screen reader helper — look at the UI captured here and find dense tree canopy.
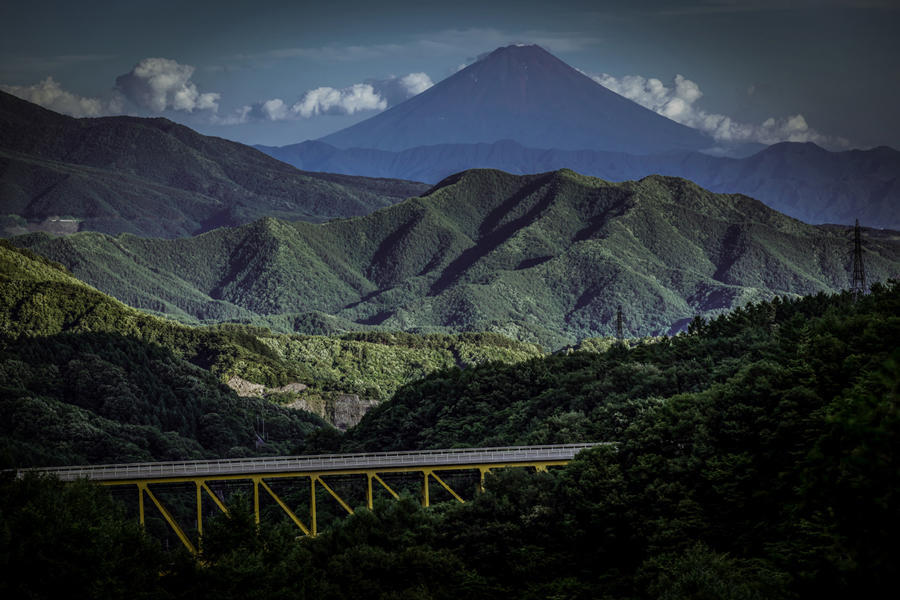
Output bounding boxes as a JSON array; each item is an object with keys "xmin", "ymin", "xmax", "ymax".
[{"xmin": 2, "ymin": 282, "xmax": 896, "ymax": 598}]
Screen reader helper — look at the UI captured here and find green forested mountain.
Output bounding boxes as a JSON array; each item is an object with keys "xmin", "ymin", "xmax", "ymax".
[
  {"xmin": 15, "ymin": 168, "xmax": 900, "ymax": 349},
  {"xmin": 0, "ymin": 91, "xmax": 427, "ymax": 238},
  {"xmin": 0, "ymin": 242, "xmax": 327, "ymax": 465},
  {"xmin": 0, "ymin": 241, "xmax": 540, "ymax": 466},
  {"xmin": 344, "ymin": 281, "xmax": 899, "ymax": 450},
  {"xmin": 332, "ymin": 280, "xmax": 900, "ymax": 598},
  {"xmin": 3, "ymin": 282, "xmax": 896, "ymax": 599}
]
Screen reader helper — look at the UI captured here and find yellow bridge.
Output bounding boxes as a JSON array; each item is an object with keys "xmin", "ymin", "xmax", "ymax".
[{"xmin": 25, "ymin": 444, "xmax": 601, "ymax": 554}]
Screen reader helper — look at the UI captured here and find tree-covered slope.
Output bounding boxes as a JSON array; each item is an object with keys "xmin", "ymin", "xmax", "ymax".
[
  {"xmin": 0, "ymin": 241, "xmax": 540, "ymax": 465},
  {"xmin": 15, "ymin": 169, "xmax": 900, "ymax": 349},
  {"xmin": 330, "ymin": 282, "xmax": 899, "ymax": 597},
  {"xmin": 0, "ymin": 242, "xmax": 327, "ymax": 465},
  {"xmin": 343, "ymin": 282, "xmax": 899, "ymax": 451},
  {"xmin": 4, "ymin": 283, "xmax": 896, "ymax": 600},
  {"xmin": 0, "ymin": 91, "xmax": 428, "ymax": 238}
]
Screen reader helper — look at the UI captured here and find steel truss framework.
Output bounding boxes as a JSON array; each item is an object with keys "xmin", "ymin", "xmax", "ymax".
[{"xmin": 27, "ymin": 444, "xmax": 600, "ymax": 554}]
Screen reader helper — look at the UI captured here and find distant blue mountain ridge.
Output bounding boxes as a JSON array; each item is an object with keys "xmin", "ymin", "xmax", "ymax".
[
  {"xmin": 259, "ymin": 44, "xmax": 899, "ymax": 230},
  {"xmin": 257, "ymin": 138, "xmax": 900, "ymax": 230}
]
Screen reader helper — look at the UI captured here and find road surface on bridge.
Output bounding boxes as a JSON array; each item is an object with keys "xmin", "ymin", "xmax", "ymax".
[{"xmin": 23, "ymin": 443, "xmax": 605, "ymax": 482}]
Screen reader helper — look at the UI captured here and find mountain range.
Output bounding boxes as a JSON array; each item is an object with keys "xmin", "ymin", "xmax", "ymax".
[
  {"xmin": 259, "ymin": 139, "xmax": 900, "ymax": 230},
  {"xmin": 3, "ymin": 43, "xmax": 897, "ymax": 239},
  {"xmin": 0, "ymin": 91, "xmax": 427, "ymax": 238},
  {"xmin": 258, "ymin": 44, "xmax": 900, "ymax": 230},
  {"xmin": 13, "ymin": 169, "xmax": 900, "ymax": 349}
]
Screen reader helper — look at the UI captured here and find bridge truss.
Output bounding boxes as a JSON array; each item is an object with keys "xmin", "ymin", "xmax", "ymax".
[{"xmin": 23, "ymin": 444, "xmax": 601, "ymax": 554}]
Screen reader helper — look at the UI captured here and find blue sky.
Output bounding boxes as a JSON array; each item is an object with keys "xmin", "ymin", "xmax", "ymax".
[{"xmin": 2, "ymin": 0, "xmax": 898, "ymax": 149}]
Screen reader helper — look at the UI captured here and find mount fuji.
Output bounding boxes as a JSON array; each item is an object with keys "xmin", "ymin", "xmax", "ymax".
[
  {"xmin": 318, "ymin": 44, "xmax": 712, "ymax": 155},
  {"xmin": 258, "ymin": 45, "xmax": 900, "ymax": 230}
]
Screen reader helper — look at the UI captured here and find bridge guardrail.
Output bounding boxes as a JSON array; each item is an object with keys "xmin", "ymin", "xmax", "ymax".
[{"xmin": 19, "ymin": 443, "xmax": 608, "ymax": 482}]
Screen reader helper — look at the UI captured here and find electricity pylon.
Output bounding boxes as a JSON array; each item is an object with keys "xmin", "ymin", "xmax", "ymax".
[{"xmin": 851, "ymin": 219, "xmax": 867, "ymax": 300}]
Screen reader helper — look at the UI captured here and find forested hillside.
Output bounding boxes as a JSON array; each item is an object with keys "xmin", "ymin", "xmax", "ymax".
[
  {"xmin": 0, "ymin": 91, "xmax": 428, "ymax": 238},
  {"xmin": 0, "ymin": 241, "xmax": 541, "ymax": 465},
  {"xmin": 3, "ymin": 282, "xmax": 896, "ymax": 598},
  {"xmin": 15, "ymin": 169, "xmax": 900, "ymax": 349}
]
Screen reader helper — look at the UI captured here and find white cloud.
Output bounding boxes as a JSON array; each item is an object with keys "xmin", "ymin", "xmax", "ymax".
[
  {"xmin": 592, "ymin": 72, "xmax": 848, "ymax": 148},
  {"xmin": 1, "ymin": 77, "xmax": 121, "ymax": 117},
  {"xmin": 115, "ymin": 58, "xmax": 220, "ymax": 113},
  {"xmin": 399, "ymin": 72, "xmax": 433, "ymax": 96},
  {"xmin": 364, "ymin": 72, "xmax": 434, "ymax": 106},
  {"xmin": 259, "ymin": 98, "xmax": 290, "ymax": 120},
  {"xmin": 226, "ymin": 72, "xmax": 434, "ymax": 124},
  {"xmin": 294, "ymin": 83, "xmax": 386, "ymax": 118},
  {"xmin": 3, "ymin": 58, "xmax": 221, "ymax": 119}
]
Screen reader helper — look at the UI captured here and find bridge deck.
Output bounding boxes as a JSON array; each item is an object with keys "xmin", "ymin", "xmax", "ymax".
[{"xmin": 23, "ymin": 443, "xmax": 603, "ymax": 482}]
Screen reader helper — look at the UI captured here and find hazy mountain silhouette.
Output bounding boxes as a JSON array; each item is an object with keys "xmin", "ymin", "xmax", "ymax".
[
  {"xmin": 258, "ymin": 139, "xmax": 900, "ymax": 229},
  {"xmin": 0, "ymin": 91, "xmax": 427, "ymax": 238},
  {"xmin": 319, "ymin": 45, "xmax": 711, "ymax": 154}
]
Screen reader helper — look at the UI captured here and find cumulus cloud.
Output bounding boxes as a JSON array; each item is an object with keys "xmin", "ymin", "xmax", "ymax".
[
  {"xmin": 1, "ymin": 77, "xmax": 121, "ymax": 117},
  {"xmin": 115, "ymin": 58, "xmax": 220, "ymax": 113},
  {"xmin": 294, "ymin": 83, "xmax": 387, "ymax": 118},
  {"xmin": 399, "ymin": 72, "xmax": 433, "ymax": 95},
  {"xmin": 364, "ymin": 72, "xmax": 434, "ymax": 106},
  {"xmin": 592, "ymin": 72, "xmax": 848, "ymax": 148},
  {"xmin": 224, "ymin": 72, "xmax": 433, "ymax": 124}
]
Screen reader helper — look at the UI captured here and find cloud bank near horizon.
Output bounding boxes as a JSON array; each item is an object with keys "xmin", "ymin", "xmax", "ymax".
[
  {"xmin": 1, "ymin": 77, "xmax": 120, "ymax": 117},
  {"xmin": 221, "ymin": 72, "xmax": 434, "ymax": 124},
  {"xmin": 1, "ymin": 58, "xmax": 433, "ymax": 128},
  {"xmin": 592, "ymin": 72, "xmax": 849, "ymax": 149},
  {"xmin": 2, "ymin": 51, "xmax": 851, "ymax": 150},
  {"xmin": 1, "ymin": 57, "xmax": 221, "ymax": 118}
]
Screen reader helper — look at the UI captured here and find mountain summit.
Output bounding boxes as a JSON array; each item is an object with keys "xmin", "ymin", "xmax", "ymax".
[
  {"xmin": 320, "ymin": 45, "xmax": 711, "ymax": 154},
  {"xmin": 16, "ymin": 169, "xmax": 900, "ymax": 347}
]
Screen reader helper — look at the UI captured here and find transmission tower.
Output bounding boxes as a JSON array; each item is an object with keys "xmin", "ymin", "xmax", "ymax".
[
  {"xmin": 851, "ymin": 219, "xmax": 867, "ymax": 299},
  {"xmin": 616, "ymin": 304, "xmax": 624, "ymax": 340}
]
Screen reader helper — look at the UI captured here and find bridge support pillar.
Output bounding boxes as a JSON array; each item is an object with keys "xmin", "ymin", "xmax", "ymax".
[
  {"xmin": 366, "ymin": 473, "xmax": 373, "ymax": 510},
  {"xmin": 196, "ymin": 481, "xmax": 203, "ymax": 536},
  {"xmin": 422, "ymin": 471, "xmax": 430, "ymax": 507},
  {"xmin": 479, "ymin": 468, "xmax": 491, "ymax": 493},
  {"xmin": 310, "ymin": 477, "xmax": 317, "ymax": 537},
  {"xmin": 138, "ymin": 484, "xmax": 145, "ymax": 525},
  {"xmin": 252, "ymin": 477, "xmax": 260, "ymax": 525}
]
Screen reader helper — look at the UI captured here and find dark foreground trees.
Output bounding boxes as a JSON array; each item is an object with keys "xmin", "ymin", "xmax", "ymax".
[{"xmin": 2, "ymin": 282, "xmax": 897, "ymax": 598}]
